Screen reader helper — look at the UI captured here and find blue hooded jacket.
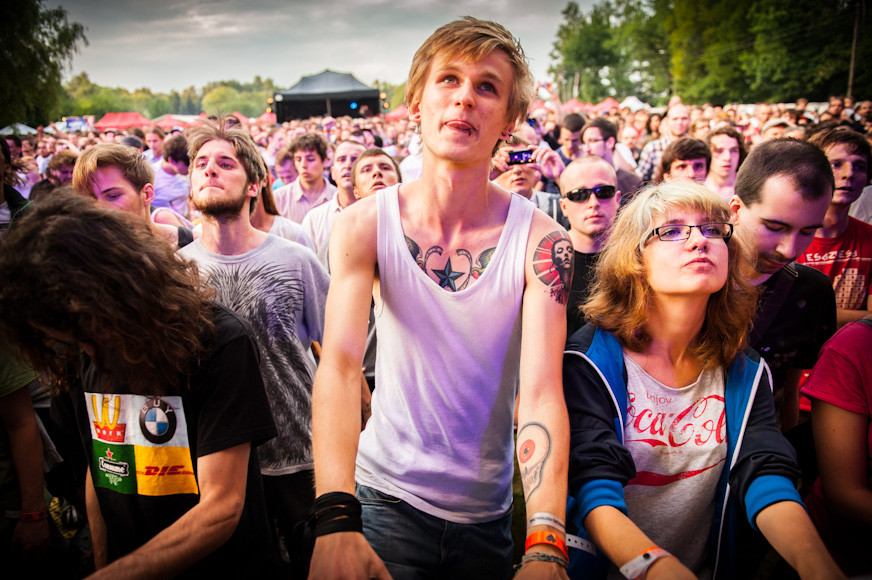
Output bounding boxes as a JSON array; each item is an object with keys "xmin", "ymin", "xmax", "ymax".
[{"xmin": 563, "ymin": 324, "xmax": 801, "ymax": 579}]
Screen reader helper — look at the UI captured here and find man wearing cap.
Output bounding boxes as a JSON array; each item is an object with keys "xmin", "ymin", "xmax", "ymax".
[{"xmin": 760, "ymin": 119, "xmax": 794, "ymax": 142}]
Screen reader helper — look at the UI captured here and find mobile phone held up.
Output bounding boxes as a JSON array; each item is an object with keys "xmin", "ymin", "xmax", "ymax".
[{"xmin": 507, "ymin": 149, "xmax": 534, "ymax": 166}]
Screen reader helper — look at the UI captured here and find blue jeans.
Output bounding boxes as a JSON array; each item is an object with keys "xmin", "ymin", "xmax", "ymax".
[{"xmin": 357, "ymin": 485, "xmax": 513, "ymax": 580}]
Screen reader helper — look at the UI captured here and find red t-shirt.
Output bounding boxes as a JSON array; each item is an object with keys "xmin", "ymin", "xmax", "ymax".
[
  {"xmin": 801, "ymin": 319, "xmax": 872, "ymax": 575},
  {"xmin": 797, "ymin": 217, "xmax": 872, "ymax": 310}
]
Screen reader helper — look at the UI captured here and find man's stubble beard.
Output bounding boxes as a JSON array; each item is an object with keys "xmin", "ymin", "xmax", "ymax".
[{"xmin": 192, "ymin": 189, "xmax": 249, "ymax": 222}]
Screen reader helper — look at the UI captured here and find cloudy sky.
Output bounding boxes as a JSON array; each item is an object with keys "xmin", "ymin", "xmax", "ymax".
[{"xmin": 48, "ymin": 0, "xmax": 593, "ymax": 94}]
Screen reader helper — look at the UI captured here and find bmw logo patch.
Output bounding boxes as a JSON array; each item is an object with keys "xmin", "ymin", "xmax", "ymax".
[{"xmin": 139, "ymin": 397, "xmax": 177, "ymax": 444}]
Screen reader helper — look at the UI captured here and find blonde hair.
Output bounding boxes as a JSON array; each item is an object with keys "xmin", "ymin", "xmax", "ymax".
[
  {"xmin": 583, "ymin": 180, "xmax": 758, "ymax": 370},
  {"xmin": 405, "ymin": 17, "xmax": 534, "ymax": 131}
]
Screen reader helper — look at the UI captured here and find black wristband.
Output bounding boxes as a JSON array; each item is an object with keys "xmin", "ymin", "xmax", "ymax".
[{"xmin": 312, "ymin": 492, "xmax": 363, "ymax": 537}]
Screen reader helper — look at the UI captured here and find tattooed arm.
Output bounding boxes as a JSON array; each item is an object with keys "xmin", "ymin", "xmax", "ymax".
[
  {"xmin": 515, "ymin": 215, "xmax": 572, "ymax": 579},
  {"xmin": 309, "ymin": 200, "xmax": 390, "ymax": 580}
]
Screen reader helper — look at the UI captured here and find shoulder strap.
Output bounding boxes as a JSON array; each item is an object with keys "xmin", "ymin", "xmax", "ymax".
[{"xmin": 750, "ymin": 263, "xmax": 798, "ymax": 345}]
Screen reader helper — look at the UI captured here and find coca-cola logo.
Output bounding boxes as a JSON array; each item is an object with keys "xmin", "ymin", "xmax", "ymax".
[{"xmin": 626, "ymin": 393, "xmax": 726, "ymax": 448}]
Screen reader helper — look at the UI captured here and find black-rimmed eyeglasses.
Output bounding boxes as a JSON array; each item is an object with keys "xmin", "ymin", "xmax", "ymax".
[
  {"xmin": 562, "ymin": 185, "xmax": 617, "ymax": 203},
  {"xmin": 648, "ymin": 223, "xmax": 733, "ymax": 242}
]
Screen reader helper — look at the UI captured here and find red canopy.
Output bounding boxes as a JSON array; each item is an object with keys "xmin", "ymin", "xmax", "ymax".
[
  {"xmin": 563, "ymin": 98, "xmax": 586, "ymax": 113},
  {"xmin": 385, "ymin": 104, "xmax": 408, "ymax": 121},
  {"xmin": 595, "ymin": 97, "xmax": 621, "ymax": 113},
  {"xmin": 94, "ymin": 112, "xmax": 152, "ymax": 131},
  {"xmin": 152, "ymin": 115, "xmax": 194, "ymax": 130}
]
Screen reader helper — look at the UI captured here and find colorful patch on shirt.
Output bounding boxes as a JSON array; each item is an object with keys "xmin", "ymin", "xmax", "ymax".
[{"xmin": 85, "ymin": 392, "xmax": 199, "ymax": 497}]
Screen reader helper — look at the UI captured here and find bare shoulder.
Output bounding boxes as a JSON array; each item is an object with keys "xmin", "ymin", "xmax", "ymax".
[
  {"xmin": 329, "ymin": 195, "xmax": 379, "ymax": 269},
  {"xmin": 525, "ymin": 212, "xmax": 573, "ymax": 306}
]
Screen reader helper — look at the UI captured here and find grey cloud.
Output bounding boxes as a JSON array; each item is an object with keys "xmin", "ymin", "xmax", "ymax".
[{"xmin": 51, "ymin": 0, "xmax": 583, "ymax": 93}]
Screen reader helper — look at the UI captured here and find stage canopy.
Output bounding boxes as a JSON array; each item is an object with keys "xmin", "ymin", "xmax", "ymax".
[
  {"xmin": 273, "ymin": 70, "xmax": 380, "ymax": 121},
  {"xmin": 94, "ymin": 112, "xmax": 151, "ymax": 131}
]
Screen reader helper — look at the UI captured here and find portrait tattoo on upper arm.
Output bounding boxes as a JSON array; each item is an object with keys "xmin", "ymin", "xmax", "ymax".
[
  {"xmin": 517, "ymin": 422, "xmax": 551, "ymax": 501},
  {"xmin": 405, "ymin": 235, "xmax": 496, "ymax": 292},
  {"xmin": 531, "ymin": 231, "xmax": 573, "ymax": 304}
]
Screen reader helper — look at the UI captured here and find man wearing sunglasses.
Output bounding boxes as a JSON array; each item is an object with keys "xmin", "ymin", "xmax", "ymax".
[{"xmin": 559, "ymin": 157, "xmax": 621, "ymax": 336}]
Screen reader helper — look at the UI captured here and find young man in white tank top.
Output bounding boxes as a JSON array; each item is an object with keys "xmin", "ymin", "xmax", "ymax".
[{"xmin": 310, "ymin": 17, "xmax": 572, "ymax": 580}]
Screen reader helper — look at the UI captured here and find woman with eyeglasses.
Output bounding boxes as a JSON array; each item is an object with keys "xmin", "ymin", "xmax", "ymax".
[{"xmin": 561, "ymin": 181, "xmax": 844, "ymax": 580}]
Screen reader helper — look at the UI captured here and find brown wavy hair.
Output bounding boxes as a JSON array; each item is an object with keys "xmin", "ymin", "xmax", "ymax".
[
  {"xmin": 583, "ymin": 180, "xmax": 758, "ymax": 370},
  {"xmin": 0, "ymin": 192, "xmax": 215, "ymax": 394}
]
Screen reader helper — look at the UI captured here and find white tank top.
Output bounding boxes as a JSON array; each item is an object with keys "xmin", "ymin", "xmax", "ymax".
[{"xmin": 355, "ymin": 184, "xmax": 534, "ymax": 523}]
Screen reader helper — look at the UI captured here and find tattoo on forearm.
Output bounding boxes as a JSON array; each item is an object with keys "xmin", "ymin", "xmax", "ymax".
[
  {"xmin": 532, "ymin": 231, "xmax": 573, "ymax": 305},
  {"xmin": 517, "ymin": 422, "xmax": 551, "ymax": 501},
  {"xmin": 405, "ymin": 235, "xmax": 495, "ymax": 292}
]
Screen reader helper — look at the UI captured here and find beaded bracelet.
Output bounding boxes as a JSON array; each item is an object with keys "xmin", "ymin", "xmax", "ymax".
[{"xmin": 513, "ymin": 552, "xmax": 569, "ymax": 576}]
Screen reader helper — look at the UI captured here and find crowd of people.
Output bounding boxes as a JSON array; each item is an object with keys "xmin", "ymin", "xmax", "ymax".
[{"xmin": 1, "ymin": 15, "xmax": 871, "ymax": 580}]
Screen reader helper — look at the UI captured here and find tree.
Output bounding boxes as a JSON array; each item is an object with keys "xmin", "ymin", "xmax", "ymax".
[
  {"xmin": 550, "ymin": 0, "xmax": 870, "ymax": 105},
  {"xmin": 0, "ymin": 0, "xmax": 87, "ymax": 127},
  {"xmin": 551, "ymin": 1, "xmax": 624, "ymax": 103}
]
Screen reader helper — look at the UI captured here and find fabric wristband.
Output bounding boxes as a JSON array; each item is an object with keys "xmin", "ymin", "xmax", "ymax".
[
  {"xmin": 518, "ymin": 552, "xmax": 568, "ymax": 570},
  {"xmin": 619, "ymin": 546, "xmax": 670, "ymax": 579},
  {"xmin": 526, "ymin": 512, "xmax": 566, "ymax": 533},
  {"xmin": 312, "ymin": 492, "xmax": 363, "ymax": 537},
  {"xmin": 19, "ymin": 510, "xmax": 48, "ymax": 522},
  {"xmin": 525, "ymin": 530, "xmax": 568, "ymax": 559}
]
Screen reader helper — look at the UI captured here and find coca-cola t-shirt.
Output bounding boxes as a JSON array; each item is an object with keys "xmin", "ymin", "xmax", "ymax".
[{"xmin": 612, "ymin": 352, "xmax": 727, "ymax": 579}]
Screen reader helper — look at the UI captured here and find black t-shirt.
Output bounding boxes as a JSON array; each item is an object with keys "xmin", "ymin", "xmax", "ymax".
[
  {"xmin": 751, "ymin": 263, "xmax": 837, "ymax": 388},
  {"xmin": 61, "ymin": 305, "xmax": 278, "ymax": 576},
  {"xmin": 567, "ymin": 251, "xmax": 601, "ymax": 338}
]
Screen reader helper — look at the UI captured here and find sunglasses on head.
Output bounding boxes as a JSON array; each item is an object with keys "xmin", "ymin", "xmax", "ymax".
[{"xmin": 562, "ymin": 184, "xmax": 617, "ymax": 203}]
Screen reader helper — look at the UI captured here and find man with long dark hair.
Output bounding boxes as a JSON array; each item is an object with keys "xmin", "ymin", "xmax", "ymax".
[{"xmin": 0, "ymin": 194, "xmax": 277, "ymax": 577}]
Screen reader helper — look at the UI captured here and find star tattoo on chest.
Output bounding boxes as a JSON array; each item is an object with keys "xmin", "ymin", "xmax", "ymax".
[
  {"xmin": 406, "ymin": 236, "xmax": 496, "ymax": 292},
  {"xmin": 431, "ymin": 258, "xmax": 464, "ymax": 291}
]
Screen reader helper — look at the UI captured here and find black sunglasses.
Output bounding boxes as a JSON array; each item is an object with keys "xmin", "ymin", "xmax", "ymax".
[{"xmin": 562, "ymin": 185, "xmax": 617, "ymax": 203}]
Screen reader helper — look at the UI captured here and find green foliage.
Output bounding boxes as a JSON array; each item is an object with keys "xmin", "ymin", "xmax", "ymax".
[
  {"xmin": 372, "ymin": 79, "xmax": 407, "ymax": 112},
  {"xmin": 550, "ymin": 0, "xmax": 870, "ymax": 104},
  {"xmin": 0, "ymin": 0, "xmax": 87, "ymax": 127},
  {"xmin": 59, "ymin": 75, "xmax": 282, "ymax": 121}
]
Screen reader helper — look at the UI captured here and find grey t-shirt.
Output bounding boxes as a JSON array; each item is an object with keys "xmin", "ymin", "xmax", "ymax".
[
  {"xmin": 180, "ymin": 235, "xmax": 329, "ymax": 475},
  {"xmin": 608, "ymin": 353, "xmax": 726, "ymax": 580}
]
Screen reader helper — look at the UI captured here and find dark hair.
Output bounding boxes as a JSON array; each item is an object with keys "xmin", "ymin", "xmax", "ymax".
[
  {"xmin": 735, "ymin": 138, "xmax": 834, "ymax": 205},
  {"xmin": 660, "ymin": 137, "xmax": 711, "ymax": 175},
  {"xmin": 147, "ymin": 126, "xmax": 166, "ymax": 138},
  {"xmin": 1, "ymin": 138, "xmax": 25, "ymax": 187},
  {"xmin": 808, "ymin": 126, "xmax": 872, "ymax": 175},
  {"xmin": 562, "ymin": 113, "xmax": 585, "ymax": 133},
  {"xmin": 48, "ymin": 149, "xmax": 77, "ymax": 171},
  {"xmin": 582, "ymin": 117, "xmax": 618, "ymax": 149},
  {"xmin": 706, "ymin": 125, "xmax": 747, "ymax": 168},
  {"xmin": 162, "ymin": 134, "xmax": 190, "ymax": 165},
  {"xmin": 275, "ymin": 147, "xmax": 294, "ymax": 167},
  {"xmin": 4, "ymin": 135, "xmax": 22, "ymax": 150},
  {"xmin": 0, "ymin": 193, "xmax": 215, "ymax": 394},
  {"xmin": 289, "ymin": 133, "xmax": 328, "ymax": 162}
]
